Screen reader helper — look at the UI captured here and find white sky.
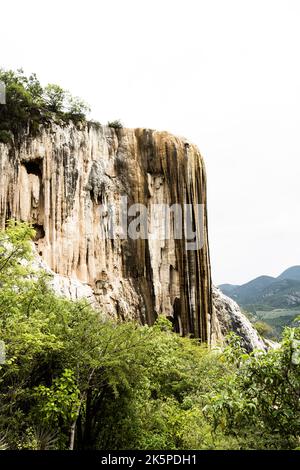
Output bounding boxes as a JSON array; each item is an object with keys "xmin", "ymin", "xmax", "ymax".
[{"xmin": 1, "ymin": 0, "xmax": 300, "ymax": 285}]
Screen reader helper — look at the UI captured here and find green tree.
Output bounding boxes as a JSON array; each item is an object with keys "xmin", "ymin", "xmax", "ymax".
[
  {"xmin": 107, "ymin": 119, "xmax": 123, "ymax": 129},
  {"xmin": 66, "ymin": 95, "xmax": 90, "ymax": 121},
  {"xmin": 205, "ymin": 331, "xmax": 300, "ymax": 449},
  {"xmin": 43, "ymin": 84, "xmax": 66, "ymax": 113},
  {"xmin": 254, "ymin": 320, "xmax": 275, "ymax": 339},
  {"xmin": 0, "ymin": 69, "xmax": 90, "ymax": 143}
]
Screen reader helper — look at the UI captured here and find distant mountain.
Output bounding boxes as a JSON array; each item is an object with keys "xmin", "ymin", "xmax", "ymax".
[
  {"xmin": 218, "ymin": 266, "xmax": 300, "ymax": 337},
  {"xmin": 277, "ymin": 265, "xmax": 300, "ymax": 281},
  {"xmin": 218, "ymin": 283, "xmax": 240, "ymax": 296},
  {"xmin": 220, "ymin": 276, "xmax": 276, "ymax": 305},
  {"xmin": 219, "ymin": 267, "xmax": 300, "ymax": 308}
]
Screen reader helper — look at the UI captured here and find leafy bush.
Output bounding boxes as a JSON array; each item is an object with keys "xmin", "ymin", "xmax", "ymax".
[
  {"xmin": 205, "ymin": 331, "xmax": 300, "ymax": 449},
  {"xmin": 0, "ymin": 130, "xmax": 12, "ymax": 144},
  {"xmin": 254, "ymin": 320, "xmax": 276, "ymax": 339},
  {"xmin": 0, "ymin": 69, "xmax": 90, "ymax": 143},
  {"xmin": 107, "ymin": 119, "xmax": 123, "ymax": 129}
]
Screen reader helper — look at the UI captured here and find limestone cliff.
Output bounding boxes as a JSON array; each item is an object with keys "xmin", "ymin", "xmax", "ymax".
[
  {"xmin": 0, "ymin": 122, "xmax": 214, "ymax": 342},
  {"xmin": 212, "ymin": 286, "xmax": 267, "ymax": 351}
]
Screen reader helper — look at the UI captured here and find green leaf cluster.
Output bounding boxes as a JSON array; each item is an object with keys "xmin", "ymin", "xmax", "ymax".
[{"xmin": 0, "ymin": 69, "xmax": 90, "ymax": 143}]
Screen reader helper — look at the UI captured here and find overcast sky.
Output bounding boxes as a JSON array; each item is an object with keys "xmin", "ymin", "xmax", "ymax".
[{"xmin": 1, "ymin": 0, "xmax": 300, "ymax": 285}]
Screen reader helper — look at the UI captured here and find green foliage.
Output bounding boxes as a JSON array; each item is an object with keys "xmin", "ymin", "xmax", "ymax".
[
  {"xmin": 0, "ymin": 221, "xmax": 299, "ymax": 450},
  {"xmin": 205, "ymin": 331, "xmax": 300, "ymax": 449},
  {"xmin": 17, "ymin": 426, "xmax": 58, "ymax": 450},
  {"xmin": 43, "ymin": 84, "xmax": 66, "ymax": 113},
  {"xmin": 88, "ymin": 120, "xmax": 101, "ymax": 130},
  {"xmin": 43, "ymin": 84, "xmax": 90, "ymax": 121},
  {"xmin": 107, "ymin": 119, "xmax": 123, "ymax": 129},
  {"xmin": 33, "ymin": 369, "xmax": 81, "ymax": 427},
  {"xmin": 254, "ymin": 320, "xmax": 276, "ymax": 339},
  {"xmin": 0, "ymin": 130, "xmax": 11, "ymax": 144},
  {"xmin": 0, "ymin": 69, "xmax": 90, "ymax": 143},
  {"xmin": 67, "ymin": 95, "xmax": 90, "ymax": 121}
]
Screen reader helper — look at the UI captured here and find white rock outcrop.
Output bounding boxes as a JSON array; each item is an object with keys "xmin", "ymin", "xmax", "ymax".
[{"xmin": 212, "ymin": 286, "xmax": 267, "ymax": 351}]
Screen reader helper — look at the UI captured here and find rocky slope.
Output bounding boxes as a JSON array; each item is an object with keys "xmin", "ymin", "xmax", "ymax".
[{"xmin": 212, "ymin": 287, "xmax": 267, "ymax": 351}]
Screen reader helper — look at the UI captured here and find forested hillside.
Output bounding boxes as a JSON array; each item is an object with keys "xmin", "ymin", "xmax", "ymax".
[
  {"xmin": 0, "ymin": 222, "xmax": 299, "ymax": 450},
  {"xmin": 219, "ymin": 270, "xmax": 300, "ymax": 338}
]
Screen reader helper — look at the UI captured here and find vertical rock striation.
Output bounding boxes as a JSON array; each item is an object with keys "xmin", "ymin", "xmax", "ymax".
[{"xmin": 0, "ymin": 123, "xmax": 214, "ymax": 342}]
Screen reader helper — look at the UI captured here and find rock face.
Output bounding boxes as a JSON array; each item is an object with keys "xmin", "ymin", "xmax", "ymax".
[
  {"xmin": 212, "ymin": 286, "xmax": 267, "ymax": 351},
  {"xmin": 30, "ymin": 245, "xmax": 98, "ymax": 306},
  {"xmin": 0, "ymin": 123, "xmax": 213, "ymax": 342}
]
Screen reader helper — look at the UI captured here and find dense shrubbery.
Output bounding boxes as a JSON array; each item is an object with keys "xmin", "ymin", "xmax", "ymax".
[
  {"xmin": 0, "ymin": 69, "xmax": 90, "ymax": 143},
  {"xmin": 107, "ymin": 119, "xmax": 123, "ymax": 129},
  {"xmin": 253, "ymin": 320, "xmax": 276, "ymax": 339},
  {"xmin": 205, "ymin": 331, "xmax": 300, "ymax": 449},
  {"xmin": 0, "ymin": 222, "xmax": 299, "ymax": 450}
]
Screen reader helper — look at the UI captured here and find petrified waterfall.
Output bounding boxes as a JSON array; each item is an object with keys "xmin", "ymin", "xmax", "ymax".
[{"xmin": 0, "ymin": 123, "xmax": 215, "ymax": 341}]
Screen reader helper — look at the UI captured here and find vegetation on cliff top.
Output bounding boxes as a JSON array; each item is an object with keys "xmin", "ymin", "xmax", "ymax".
[
  {"xmin": 107, "ymin": 119, "xmax": 123, "ymax": 129},
  {"xmin": 0, "ymin": 69, "xmax": 90, "ymax": 143},
  {"xmin": 0, "ymin": 222, "xmax": 299, "ymax": 450}
]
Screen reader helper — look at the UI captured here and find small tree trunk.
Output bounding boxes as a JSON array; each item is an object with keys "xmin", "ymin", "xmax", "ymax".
[
  {"xmin": 69, "ymin": 402, "xmax": 82, "ymax": 450},
  {"xmin": 69, "ymin": 420, "xmax": 77, "ymax": 450}
]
